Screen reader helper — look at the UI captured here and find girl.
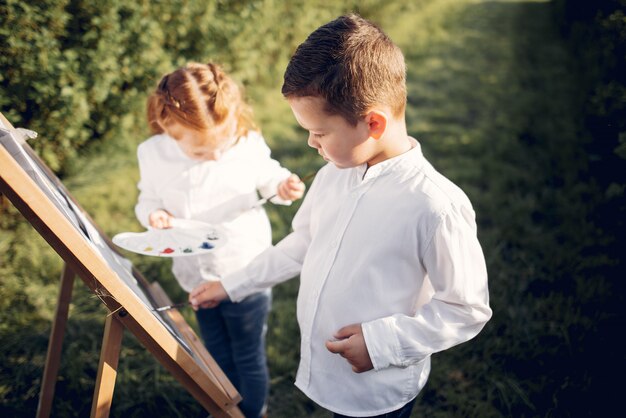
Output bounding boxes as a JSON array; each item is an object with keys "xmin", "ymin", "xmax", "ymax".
[{"xmin": 135, "ymin": 62, "xmax": 305, "ymax": 418}]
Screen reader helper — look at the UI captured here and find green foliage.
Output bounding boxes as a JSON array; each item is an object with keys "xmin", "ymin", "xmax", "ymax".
[
  {"xmin": 1, "ymin": 0, "xmax": 625, "ymax": 417},
  {"xmin": 0, "ymin": 0, "xmax": 422, "ymax": 174}
]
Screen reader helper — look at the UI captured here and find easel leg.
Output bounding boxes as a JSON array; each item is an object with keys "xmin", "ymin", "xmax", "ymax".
[
  {"xmin": 36, "ymin": 264, "xmax": 75, "ymax": 418},
  {"xmin": 90, "ymin": 312, "xmax": 124, "ymax": 418}
]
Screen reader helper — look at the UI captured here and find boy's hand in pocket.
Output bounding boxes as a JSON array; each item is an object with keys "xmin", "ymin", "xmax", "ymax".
[{"xmin": 326, "ymin": 323, "xmax": 374, "ymax": 373}]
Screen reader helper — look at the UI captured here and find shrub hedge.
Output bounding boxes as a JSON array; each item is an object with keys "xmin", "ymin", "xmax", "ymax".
[{"xmin": 0, "ymin": 0, "xmax": 412, "ymax": 173}]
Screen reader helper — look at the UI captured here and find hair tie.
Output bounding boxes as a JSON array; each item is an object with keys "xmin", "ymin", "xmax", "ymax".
[{"xmin": 166, "ymin": 93, "xmax": 183, "ymax": 109}]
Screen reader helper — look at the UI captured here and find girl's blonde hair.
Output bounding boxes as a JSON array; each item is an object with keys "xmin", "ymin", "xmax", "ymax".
[{"xmin": 147, "ymin": 62, "xmax": 257, "ymax": 143}]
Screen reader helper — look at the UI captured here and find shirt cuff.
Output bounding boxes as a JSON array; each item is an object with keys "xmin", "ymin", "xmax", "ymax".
[
  {"xmin": 221, "ymin": 269, "xmax": 255, "ymax": 303},
  {"xmin": 362, "ymin": 317, "xmax": 402, "ymax": 371},
  {"xmin": 134, "ymin": 207, "xmax": 151, "ymax": 229},
  {"xmin": 269, "ymin": 195, "xmax": 293, "ymax": 206}
]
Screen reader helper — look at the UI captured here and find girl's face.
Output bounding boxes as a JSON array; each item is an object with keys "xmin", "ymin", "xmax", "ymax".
[{"xmin": 165, "ymin": 118, "xmax": 237, "ymax": 161}]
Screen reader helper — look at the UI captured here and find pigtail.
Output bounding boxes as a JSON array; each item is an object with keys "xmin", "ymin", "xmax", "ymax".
[
  {"xmin": 206, "ymin": 63, "xmax": 230, "ymax": 125},
  {"xmin": 206, "ymin": 62, "xmax": 258, "ymax": 137},
  {"xmin": 147, "ymin": 76, "xmax": 173, "ymax": 134},
  {"xmin": 146, "ymin": 94, "xmax": 165, "ymax": 134}
]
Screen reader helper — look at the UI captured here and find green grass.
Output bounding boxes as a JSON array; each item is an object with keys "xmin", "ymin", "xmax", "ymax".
[{"xmin": 1, "ymin": 1, "xmax": 622, "ymax": 417}]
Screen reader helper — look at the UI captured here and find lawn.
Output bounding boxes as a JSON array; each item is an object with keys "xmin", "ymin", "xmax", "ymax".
[{"xmin": 1, "ymin": 1, "xmax": 622, "ymax": 417}]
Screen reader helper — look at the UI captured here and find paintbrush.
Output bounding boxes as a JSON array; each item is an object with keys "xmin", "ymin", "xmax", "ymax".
[
  {"xmin": 152, "ymin": 301, "xmax": 191, "ymax": 312},
  {"xmin": 254, "ymin": 170, "xmax": 318, "ymax": 207}
]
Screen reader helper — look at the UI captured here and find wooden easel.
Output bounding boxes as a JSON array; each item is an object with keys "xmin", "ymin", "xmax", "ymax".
[
  {"xmin": 34, "ymin": 263, "xmax": 123, "ymax": 418},
  {"xmin": 0, "ymin": 113, "xmax": 243, "ymax": 418},
  {"xmin": 36, "ymin": 265, "xmax": 77, "ymax": 417}
]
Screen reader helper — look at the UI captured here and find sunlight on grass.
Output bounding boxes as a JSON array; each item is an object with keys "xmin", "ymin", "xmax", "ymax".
[{"xmin": 2, "ymin": 0, "xmax": 618, "ymax": 416}]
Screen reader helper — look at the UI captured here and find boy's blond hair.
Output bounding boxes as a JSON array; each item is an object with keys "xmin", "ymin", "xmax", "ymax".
[
  {"xmin": 147, "ymin": 62, "xmax": 256, "ymax": 143},
  {"xmin": 282, "ymin": 14, "xmax": 406, "ymax": 125}
]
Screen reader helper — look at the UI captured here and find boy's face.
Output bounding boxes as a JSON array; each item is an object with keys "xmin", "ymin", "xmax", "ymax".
[{"xmin": 288, "ymin": 96, "xmax": 379, "ymax": 168}]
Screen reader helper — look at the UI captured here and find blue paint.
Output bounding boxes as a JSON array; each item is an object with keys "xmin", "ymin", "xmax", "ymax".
[{"xmin": 200, "ymin": 242, "xmax": 214, "ymax": 249}]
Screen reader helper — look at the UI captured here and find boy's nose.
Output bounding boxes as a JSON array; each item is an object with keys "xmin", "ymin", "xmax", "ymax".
[{"xmin": 307, "ymin": 134, "xmax": 318, "ymax": 149}]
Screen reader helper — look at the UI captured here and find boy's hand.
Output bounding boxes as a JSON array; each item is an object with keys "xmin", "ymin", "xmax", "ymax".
[
  {"xmin": 325, "ymin": 323, "xmax": 374, "ymax": 373},
  {"xmin": 189, "ymin": 281, "xmax": 228, "ymax": 310},
  {"xmin": 149, "ymin": 209, "xmax": 173, "ymax": 229},
  {"xmin": 277, "ymin": 174, "xmax": 306, "ymax": 201}
]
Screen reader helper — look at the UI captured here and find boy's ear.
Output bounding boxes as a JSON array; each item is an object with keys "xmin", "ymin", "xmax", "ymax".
[{"xmin": 366, "ymin": 110, "xmax": 388, "ymax": 140}]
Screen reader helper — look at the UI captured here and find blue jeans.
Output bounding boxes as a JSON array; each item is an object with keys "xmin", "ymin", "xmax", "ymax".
[
  {"xmin": 333, "ymin": 397, "xmax": 416, "ymax": 418},
  {"xmin": 195, "ymin": 290, "xmax": 271, "ymax": 418}
]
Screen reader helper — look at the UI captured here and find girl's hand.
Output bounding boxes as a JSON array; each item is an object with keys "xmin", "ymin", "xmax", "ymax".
[
  {"xmin": 149, "ymin": 209, "xmax": 173, "ymax": 229},
  {"xmin": 189, "ymin": 281, "xmax": 229, "ymax": 310},
  {"xmin": 325, "ymin": 324, "xmax": 374, "ymax": 373},
  {"xmin": 277, "ymin": 174, "xmax": 306, "ymax": 201}
]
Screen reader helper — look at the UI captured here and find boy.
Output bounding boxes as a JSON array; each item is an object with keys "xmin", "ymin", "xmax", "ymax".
[{"xmin": 190, "ymin": 14, "xmax": 492, "ymax": 418}]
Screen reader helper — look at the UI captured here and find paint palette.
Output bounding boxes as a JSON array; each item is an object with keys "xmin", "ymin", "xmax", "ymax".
[{"xmin": 112, "ymin": 219, "xmax": 224, "ymax": 257}]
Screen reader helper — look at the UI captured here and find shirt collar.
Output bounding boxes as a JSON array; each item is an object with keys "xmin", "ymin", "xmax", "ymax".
[{"xmin": 356, "ymin": 137, "xmax": 424, "ymax": 182}]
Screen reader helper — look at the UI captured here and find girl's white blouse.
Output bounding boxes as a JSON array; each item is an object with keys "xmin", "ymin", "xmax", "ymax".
[{"xmin": 135, "ymin": 131, "xmax": 292, "ymax": 292}]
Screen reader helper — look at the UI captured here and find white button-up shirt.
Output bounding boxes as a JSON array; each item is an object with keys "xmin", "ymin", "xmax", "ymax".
[
  {"xmin": 222, "ymin": 139, "xmax": 492, "ymax": 416},
  {"xmin": 135, "ymin": 131, "xmax": 292, "ymax": 292}
]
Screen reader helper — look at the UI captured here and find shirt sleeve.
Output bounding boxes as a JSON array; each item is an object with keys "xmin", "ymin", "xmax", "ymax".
[
  {"xmin": 250, "ymin": 133, "xmax": 293, "ymax": 205},
  {"xmin": 221, "ymin": 173, "xmax": 316, "ymax": 301},
  {"xmin": 134, "ymin": 142, "xmax": 163, "ymax": 228},
  {"xmin": 362, "ymin": 204, "xmax": 492, "ymax": 370}
]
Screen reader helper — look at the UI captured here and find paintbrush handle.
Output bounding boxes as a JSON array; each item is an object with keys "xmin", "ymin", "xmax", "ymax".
[
  {"xmin": 300, "ymin": 171, "xmax": 317, "ymax": 183},
  {"xmin": 153, "ymin": 302, "xmax": 190, "ymax": 312}
]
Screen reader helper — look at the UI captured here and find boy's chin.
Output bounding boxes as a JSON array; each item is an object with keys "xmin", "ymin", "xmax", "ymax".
[
  {"xmin": 332, "ymin": 160, "xmax": 359, "ymax": 169},
  {"xmin": 323, "ymin": 154, "xmax": 363, "ymax": 169}
]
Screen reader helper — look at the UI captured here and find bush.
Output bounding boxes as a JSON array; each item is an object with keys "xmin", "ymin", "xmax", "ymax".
[{"xmin": 0, "ymin": 0, "xmax": 418, "ymax": 174}]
